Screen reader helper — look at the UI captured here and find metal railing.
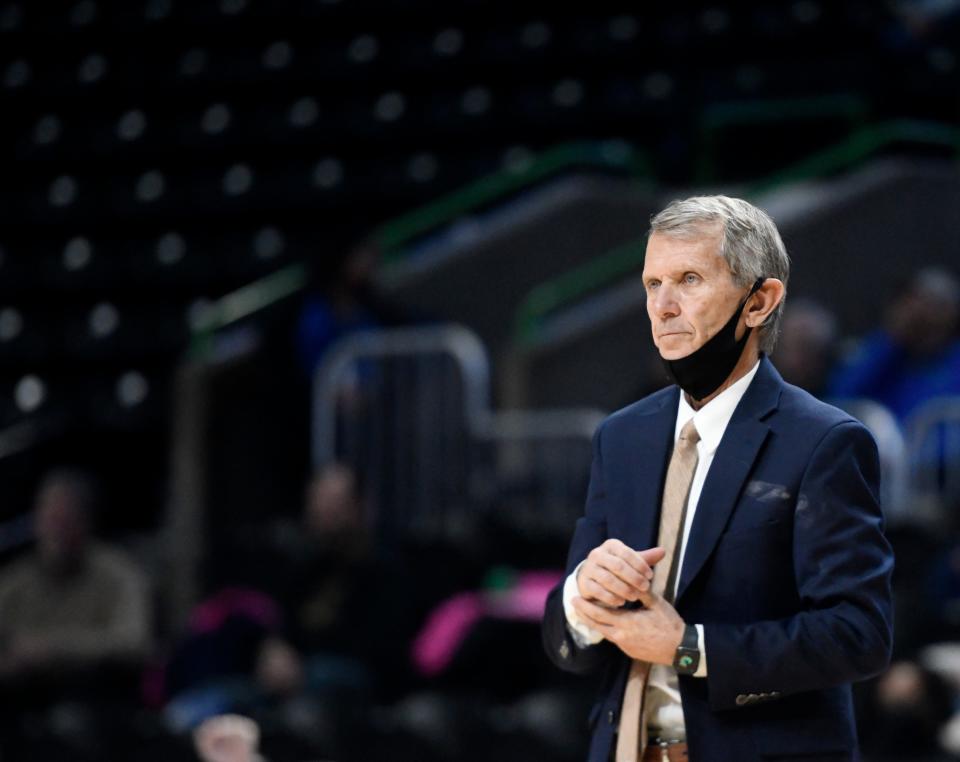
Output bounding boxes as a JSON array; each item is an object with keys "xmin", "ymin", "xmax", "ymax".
[
  {"xmin": 906, "ymin": 396, "xmax": 960, "ymax": 516},
  {"xmin": 832, "ymin": 398, "xmax": 910, "ymax": 523},
  {"xmin": 312, "ymin": 325, "xmax": 604, "ymax": 544},
  {"xmin": 479, "ymin": 409, "xmax": 604, "ymax": 533},
  {"xmin": 833, "ymin": 395, "xmax": 960, "ymax": 527}
]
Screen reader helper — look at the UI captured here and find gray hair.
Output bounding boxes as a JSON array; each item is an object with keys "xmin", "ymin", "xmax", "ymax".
[{"xmin": 649, "ymin": 195, "xmax": 790, "ymax": 354}]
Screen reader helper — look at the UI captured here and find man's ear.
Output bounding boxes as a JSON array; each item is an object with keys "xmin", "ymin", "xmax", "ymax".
[{"xmin": 745, "ymin": 278, "xmax": 785, "ymax": 327}]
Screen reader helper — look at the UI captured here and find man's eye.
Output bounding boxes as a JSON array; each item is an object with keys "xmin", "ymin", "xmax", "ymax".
[
  {"xmin": 646, "ymin": 281, "xmax": 660, "ymax": 291},
  {"xmin": 684, "ymin": 274, "xmax": 699, "ymax": 284}
]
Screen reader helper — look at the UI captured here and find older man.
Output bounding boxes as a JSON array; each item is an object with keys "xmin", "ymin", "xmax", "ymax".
[{"xmin": 542, "ymin": 196, "xmax": 894, "ymax": 762}]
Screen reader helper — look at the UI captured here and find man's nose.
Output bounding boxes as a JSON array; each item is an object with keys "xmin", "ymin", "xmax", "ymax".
[{"xmin": 653, "ymin": 283, "xmax": 680, "ymax": 318}]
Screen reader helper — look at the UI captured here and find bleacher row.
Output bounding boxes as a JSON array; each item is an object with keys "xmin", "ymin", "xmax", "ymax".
[
  {"xmin": 3, "ymin": 2, "xmax": 950, "ymax": 182},
  {"xmin": 0, "ymin": 0, "xmax": 957, "ymax": 519}
]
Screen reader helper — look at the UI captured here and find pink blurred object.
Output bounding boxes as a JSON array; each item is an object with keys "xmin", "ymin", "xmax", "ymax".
[
  {"xmin": 411, "ymin": 570, "xmax": 563, "ymax": 677},
  {"xmin": 412, "ymin": 592, "xmax": 485, "ymax": 677},
  {"xmin": 188, "ymin": 588, "xmax": 282, "ymax": 635},
  {"xmin": 485, "ymin": 570, "xmax": 564, "ymax": 620}
]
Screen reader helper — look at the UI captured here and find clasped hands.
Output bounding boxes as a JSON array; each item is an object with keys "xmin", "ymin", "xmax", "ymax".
[{"xmin": 572, "ymin": 539, "xmax": 684, "ymax": 665}]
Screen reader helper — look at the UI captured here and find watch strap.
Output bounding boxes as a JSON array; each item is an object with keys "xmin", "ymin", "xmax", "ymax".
[{"xmin": 674, "ymin": 623, "xmax": 700, "ymax": 674}]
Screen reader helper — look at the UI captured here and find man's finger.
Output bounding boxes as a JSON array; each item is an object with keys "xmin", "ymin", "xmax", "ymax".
[
  {"xmin": 611, "ymin": 544, "xmax": 652, "ymax": 574},
  {"xmin": 638, "ymin": 546, "xmax": 666, "ymax": 568},
  {"xmin": 608, "ymin": 545, "xmax": 667, "ymax": 581},
  {"xmin": 596, "ymin": 555, "xmax": 649, "ymax": 593},
  {"xmin": 572, "ymin": 602, "xmax": 611, "ymax": 631},
  {"xmin": 580, "ymin": 577, "xmax": 626, "ymax": 607},
  {"xmin": 594, "ymin": 544, "xmax": 653, "ymax": 584},
  {"xmin": 573, "ymin": 596, "xmax": 621, "ymax": 627},
  {"xmin": 590, "ymin": 565, "xmax": 644, "ymax": 600},
  {"xmin": 573, "ymin": 598, "xmax": 608, "ymax": 632},
  {"xmin": 636, "ymin": 587, "xmax": 660, "ymax": 609},
  {"xmin": 579, "ymin": 558, "xmax": 638, "ymax": 601}
]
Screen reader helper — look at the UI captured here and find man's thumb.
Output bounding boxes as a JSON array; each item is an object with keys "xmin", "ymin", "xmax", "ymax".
[{"xmin": 638, "ymin": 546, "xmax": 667, "ymax": 566}]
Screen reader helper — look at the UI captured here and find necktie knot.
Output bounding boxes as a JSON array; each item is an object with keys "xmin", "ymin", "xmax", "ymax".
[{"xmin": 679, "ymin": 419, "xmax": 700, "ymax": 447}]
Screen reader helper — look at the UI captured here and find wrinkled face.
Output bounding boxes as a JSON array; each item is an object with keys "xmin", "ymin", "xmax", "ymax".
[{"xmin": 643, "ymin": 229, "xmax": 747, "ymax": 360}]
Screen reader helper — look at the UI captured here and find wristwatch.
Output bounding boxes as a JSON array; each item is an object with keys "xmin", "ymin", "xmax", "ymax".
[{"xmin": 673, "ymin": 624, "xmax": 700, "ymax": 675}]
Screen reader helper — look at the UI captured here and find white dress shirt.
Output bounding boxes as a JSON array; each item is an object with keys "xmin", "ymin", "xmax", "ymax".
[{"xmin": 562, "ymin": 359, "xmax": 761, "ymax": 737}]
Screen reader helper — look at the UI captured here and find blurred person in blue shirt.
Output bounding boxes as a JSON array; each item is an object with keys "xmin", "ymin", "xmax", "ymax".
[
  {"xmin": 297, "ymin": 238, "xmax": 416, "ymax": 377},
  {"xmin": 828, "ymin": 266, "xmax": 960, "ymax": 422}
]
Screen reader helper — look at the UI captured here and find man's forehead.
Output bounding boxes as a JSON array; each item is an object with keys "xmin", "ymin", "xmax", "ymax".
[
  {"xmin": 644, "ymin": 229, "xmax": 727, "ymax": 271},
  {"xmin": 652, "ymin": 218, "xmax": 723, "ymax": 240}
]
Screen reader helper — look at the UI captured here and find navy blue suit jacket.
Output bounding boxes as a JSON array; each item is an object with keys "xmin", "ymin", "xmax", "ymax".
[{"xmin": 542, "ymin": 357, "xmax": 894, "ymax": 762}]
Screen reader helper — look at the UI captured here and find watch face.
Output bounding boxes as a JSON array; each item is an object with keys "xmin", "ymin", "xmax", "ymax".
[{"xmin": 674, "ymin": 646, "xmax": 699, "ymax": 674}]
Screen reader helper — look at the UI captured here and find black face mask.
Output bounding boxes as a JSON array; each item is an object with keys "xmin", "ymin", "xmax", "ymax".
[{"xmin": 661, "ymin": 277, "xmax": 765, "ymax": 401}]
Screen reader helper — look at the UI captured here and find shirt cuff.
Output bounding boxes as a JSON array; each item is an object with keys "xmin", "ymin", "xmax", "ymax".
[
  {"xmin": 562, "ymin": 562, "xmax": 604, "ymax": 647},
  {"xmin": 694, "ymin": 623, "xmax": 708, "ymax": 677}
]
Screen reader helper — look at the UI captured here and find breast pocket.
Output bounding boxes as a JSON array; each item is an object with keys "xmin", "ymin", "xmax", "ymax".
[{"xmin": 721, "ymin": 492, "xmax": 793, "ymax": 541}]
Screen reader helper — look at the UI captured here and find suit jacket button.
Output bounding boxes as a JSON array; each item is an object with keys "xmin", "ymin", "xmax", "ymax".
[
  {"xmin": 735, "ymin": 694, "xmax": 748, "ymax": 706},
  {"xmin": 607, "ymin": 710, "xmax": 616, "ymax": 725},
  {"xmin": 559, "ymin": 642, "xmax": 570, "ymax": 660}
]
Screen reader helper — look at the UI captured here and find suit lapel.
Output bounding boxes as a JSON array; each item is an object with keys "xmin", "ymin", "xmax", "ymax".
[
  {"xmin": 675, "ymin": 357, "xmax": 782, "ymax": 602},
  {"xmin": 622, "ymin": 388, "xmax": 679, "ymax": 553}
]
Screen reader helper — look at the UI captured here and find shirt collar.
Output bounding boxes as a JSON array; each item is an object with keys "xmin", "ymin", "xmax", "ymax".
[{"xmin": 675, "ymin": 359, "xmax": 762, "ymax": 455}]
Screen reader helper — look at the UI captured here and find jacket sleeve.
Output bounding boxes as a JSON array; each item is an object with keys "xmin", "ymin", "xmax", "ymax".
[
  {"xmin": 542, "ymin": 421, "xmax": 618, "ymax": 675},
  {"xmin": 703, "ymin": 421, "xmax": 894, "ymax": 710}
]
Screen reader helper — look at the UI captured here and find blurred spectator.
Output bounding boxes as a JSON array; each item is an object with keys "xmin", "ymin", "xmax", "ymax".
[
  {"xmin": 296, "ymin": 238, "xmax": 417, "ymax": 376},
  {"xmin": 162, "ymin": 587, "xmax": 285, "ymax": 729},
  {"xmin": 771, "ymin": 297, "xmax": 838, "ymax": 397},
  {"xmin": 194, "ymin": 714, "xmax": 265, "ymax": 762},
  {"xmin": 0, "ymin": 468, "xmax": 152, "ymax": 758},
  {"xmin": 263, "ymin": 463, "xmax": 415, "ymax": 696},
  {"xmin": 0, "ymin": 468, "xmax": 151, "ymax": 678},
  {"xmin": 167, "ymin": 463, "xmax": 417, "ymax": 758},
  {"xmin": 827, "ymin": 266, "xmax": 960, "ymax": 422},
  {"xmin": 858, "ymin": 660, "xmax": 954, "ymax": 760}
]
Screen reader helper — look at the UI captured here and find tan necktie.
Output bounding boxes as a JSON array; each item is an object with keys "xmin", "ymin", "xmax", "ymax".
[{"xmin": 615, "ymin": 419, "xmax": 700, "ymax": 762}]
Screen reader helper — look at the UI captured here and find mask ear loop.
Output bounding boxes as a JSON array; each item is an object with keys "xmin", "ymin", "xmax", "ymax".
[{"xmin": 742, "ymin": 277, "xmax": 766, "ymax": 317}]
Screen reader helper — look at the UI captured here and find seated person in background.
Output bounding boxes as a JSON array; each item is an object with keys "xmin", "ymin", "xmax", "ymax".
[
  {"xmin": 167, "ymin": 464, "xmax": 414, "ymax": 759},
  {"xmin": 828, "ymin": 266, "xmax": 960, "ymax": 421},
  {"xmin": 0, "ymin": 468, "xmax": 151, "ymax": 682},
  {"xmin": 0, "ymin": 468, "xmax": 152, "ymax": 756},
  {"xmin": 267, "ymin": 463, "xmax": 414, "ymax": 697},
  {"xmin": 296, "ymin": 237, "xmax": 416, "ymax": 377},
  {"xmin": 770, "ymin": 297, "xmax": 838, "ymax": 398}
]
